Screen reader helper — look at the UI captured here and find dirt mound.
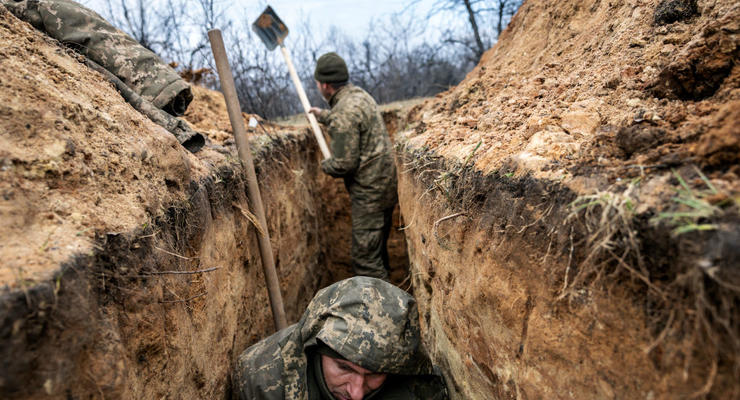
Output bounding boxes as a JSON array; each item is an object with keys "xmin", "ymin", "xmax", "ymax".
[
  {"xmin": 184, "ymin": 85, "xmax": 288, "ymax": 146},
  {"xmin": 407, "ymin": 0, "xmax": 738, "ymax": 185},
  {"xmin": 0, "ymin": 6, "xmax": 383, "ymax": 398},
  {"xmin": 397, "ymin": 0, "xmax": 738, "ymax": 398},
  {"xmin": 0, "ymin": 4, "xmax": 417, "ymax": 397},
  {"xmin": 0, "ymin": 7, "xmax": 206, "ymax": 290}
]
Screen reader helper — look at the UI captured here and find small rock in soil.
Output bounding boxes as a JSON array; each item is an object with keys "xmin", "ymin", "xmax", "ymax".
[
  {"xmin": 654, "ymin": 0, "xmax": 698, "ymax": 26},
  {"xmin": 616, "ymin": 124, "xmax": 664, "ymax": 158}
]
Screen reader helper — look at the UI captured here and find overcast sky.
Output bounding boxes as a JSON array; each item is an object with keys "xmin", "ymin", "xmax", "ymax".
[{"xmin": 80, "ymin": 0, "xmax": 446, "ymax": 43}]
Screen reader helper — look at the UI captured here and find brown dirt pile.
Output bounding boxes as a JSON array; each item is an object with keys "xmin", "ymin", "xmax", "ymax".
[
  {"xmin": 184, "ymin": 84, "xmax": 288, "ymax": 146},
  {"xmin": 406, "ymin": 0, "xmax": 738, "ymax": 190},
  {"xmin": 396, "ymin": 0, "xmax": 739, "ymax": 398},
  {"xmin": 0, "ymin": 6, "xmax": 381, "ymax": 399},
  {"xmin": 0, "ymin": 7, "xmax": 207, "ymax": 290}
]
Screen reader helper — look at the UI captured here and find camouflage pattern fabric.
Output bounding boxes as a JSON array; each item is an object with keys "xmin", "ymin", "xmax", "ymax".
[
  {"xmin": 316, "ymin": 84, "xmax": 398, "ymax": 279},
  {"xmin": 234, "ymin": 277, "xmax": 448, "ymax": 400},
  {"xmin": 83, "ymin": 59, "xmax": 204, "ymax": 152},
  {"xmin": 316, "ymin": 84, "xmax": 397, "ymax": 214},
  {"xmin": 351, "ymin": 208, "xmax": 393, "ymax": 280},
  {"xmin": 1, "ymin": 0, "xmax": 192, "ymax": 116}
]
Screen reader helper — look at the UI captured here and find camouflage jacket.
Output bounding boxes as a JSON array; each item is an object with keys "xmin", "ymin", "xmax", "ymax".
[
  {"xmin": 234, "ymin": 277, "xmax": 448, "ymax": 400},
  {"xmin": 316, "ymin": 85, "xmax": 397, "ymax": 215},
  {"xmin": 1, "ymin": 0, "xmax": 192, "ymax": 116}
]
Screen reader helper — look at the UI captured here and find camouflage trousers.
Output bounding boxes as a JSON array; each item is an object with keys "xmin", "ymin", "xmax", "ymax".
[{"xmin": 351, "ymin": 207, "xmax": 394, "ymax": 280}]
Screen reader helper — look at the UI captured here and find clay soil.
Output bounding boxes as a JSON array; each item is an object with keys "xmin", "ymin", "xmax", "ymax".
[
  {"xmin": 0, "ymin": 6, "xmax": 408, "ymax": 398},
  {"xmin": 2, "ymin": 0, "xmax": 739, "ymax": 399},
  {"xmin": 397, "ymin": 0, "xmax": 739, "ymax": 398}
]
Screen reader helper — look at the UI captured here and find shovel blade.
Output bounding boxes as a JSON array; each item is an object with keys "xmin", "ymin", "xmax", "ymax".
[{"xmin": 252, "ymin": 6, "xmax": 289, "ymax": 51}]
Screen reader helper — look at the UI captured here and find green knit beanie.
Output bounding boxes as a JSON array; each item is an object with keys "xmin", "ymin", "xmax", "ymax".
[{"xmin": 314, "ymin": 52, "xmax": 349, "ymax": 83}]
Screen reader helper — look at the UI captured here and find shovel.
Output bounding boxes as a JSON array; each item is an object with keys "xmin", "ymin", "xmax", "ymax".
[{"xmin": 252, "ymin": 6, "xmax": 332, "ymax": 160}]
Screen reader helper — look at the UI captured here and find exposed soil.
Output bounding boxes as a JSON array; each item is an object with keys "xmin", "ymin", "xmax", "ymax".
[
  {"xmin": 2, "ymin": 0, "xmax": 739, "ymax": 398},
  {"xmin": 397, "ymin": 0, "xmax": 739, "ymax": 398},
  {"xmin": 0, "ymin": 7, "xmax": 409, "ymax": 398}
]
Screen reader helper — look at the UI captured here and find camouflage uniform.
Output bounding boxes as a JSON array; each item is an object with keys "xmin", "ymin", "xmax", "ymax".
[
  {"xmin": 233, "ymin": 276, "xmax": 448, "ymax": 400},
  {"xmin": 316, "ymin": 85, "xmax": 398, "ymax": 280},
  {"xmin": 1, "ymin": 0, "xmax": 192, "ymax": 116}
]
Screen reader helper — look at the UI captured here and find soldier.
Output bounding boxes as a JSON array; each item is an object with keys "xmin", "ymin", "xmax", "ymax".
[
  {"xmin": 309, "ymin": 53, "xmax": 398, "ymax": 281},
  {"xmin": 233, "ymin": 276, "xmax": 448, "ymax": 400}
]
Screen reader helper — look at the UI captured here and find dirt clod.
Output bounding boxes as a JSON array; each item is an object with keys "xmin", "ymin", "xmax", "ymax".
[
  {"xmin": 654, "ymin": 0, "xmax": 698, "ymax": 26},
  {"xmin": 616, "ymin": 124, "xmax": 664, "ymax": 158}
]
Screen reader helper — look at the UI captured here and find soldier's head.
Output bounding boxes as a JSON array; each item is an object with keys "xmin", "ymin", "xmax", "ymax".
[
  {"xmin": 314, "ymin": 52, "xmax": 349, "ymax": 100},
  {"xmin": 316, "ymin": 343, "xmax": 387, "ymax": 400},
  {"xmin": 298, "ymin": 277, "xmax": 431, "ymax": 399}
]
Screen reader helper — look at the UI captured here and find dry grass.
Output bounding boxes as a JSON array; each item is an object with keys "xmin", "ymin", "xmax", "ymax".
[{"xmin": 565, "ymin": 170, "xmax": 740, "ymax": 394}]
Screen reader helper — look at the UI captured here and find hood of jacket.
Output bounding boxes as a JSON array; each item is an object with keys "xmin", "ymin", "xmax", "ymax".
[{"xmin": 234, "ymin": 277, "xmax": 436, "ymax": 399}]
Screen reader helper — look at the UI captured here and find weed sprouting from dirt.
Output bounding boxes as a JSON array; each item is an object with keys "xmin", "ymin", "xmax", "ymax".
[
  {"xmin": 652, "ymin": 167, "xmax": 737, "ymax": 236},
  {"xmin": 562, "ymin": 180, "xmax": 663, "ymax": 299}
]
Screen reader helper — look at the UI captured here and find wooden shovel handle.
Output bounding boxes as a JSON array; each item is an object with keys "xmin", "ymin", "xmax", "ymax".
[
  {"xmin": 208, "ymin": 29, "xmax": 288, "ymax": 331},
  {"xmin": 280, "ymin": 45, "xmax": 332, "ymax": 160}
]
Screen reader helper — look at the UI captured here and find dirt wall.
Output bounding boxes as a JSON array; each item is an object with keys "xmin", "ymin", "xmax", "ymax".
[
  {"xmin": 397, "ymin": 150, "xmax": 738, "ymax": 399},
  {"xmin": 0, "ymin": 7, "xmax": 408, "ymax": 398},
  {"xmin": 396, "ymin": 0, "xmax": 739, "ymax": 398}
]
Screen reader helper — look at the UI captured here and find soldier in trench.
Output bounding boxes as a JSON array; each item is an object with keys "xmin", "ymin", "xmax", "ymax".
[
  {"xmin": 233, "ymin": 276, "xmax": 448, "ymax": 400},
  {"xmin": 309, "ymin": 53, "xmax": 398, "ymax": 281}
]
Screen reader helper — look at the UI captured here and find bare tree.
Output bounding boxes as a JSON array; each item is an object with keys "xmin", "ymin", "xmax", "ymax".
[
  {"xmin": 89, "ymin": 0, "xmax": 510, "ymax": 119},
  {"xmin": 407, "ymin": 0, "xmax": 521, "ymax": 61},
  {"xmin": 102, "ymin": 0, "xmax": 169, "ymax": 52},
  {"xmin": 492, "ymin": 0, "xmax": 521, "ymax": 37}
]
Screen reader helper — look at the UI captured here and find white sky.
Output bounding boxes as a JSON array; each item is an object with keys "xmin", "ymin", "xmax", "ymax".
[{"xmin": 80, "ymin": 0, "xmax": 446, "ymax": 43}]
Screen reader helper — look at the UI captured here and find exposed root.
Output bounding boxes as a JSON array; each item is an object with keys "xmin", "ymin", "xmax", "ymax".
[
  {"xmin": 154, "ymin": 246, "xmax": 195, "ymax": 260},
  {"xmin": 565, "ymin": 174, "xmax": 740, "ymax": 394},
  {"xmin": 145, "ymin": 267, "xmax": 220, "ymax": 275},
  {"xmin": 233, "ymin": 202, "xmax": 266, "ymax": 237},
  {"xmin": 564, "ymin": 182, "xmax": 643, "ymax": 293},
  {"xmin": 556, "ymin": 227, "xmax": 575, "ymax": 301},
  {"xmin": 643, "ymin": 309, "xmax": 676, "ymax": 355},
  {"xmin": 433, "ymin": 212, "xmax": 467, "ymax": 249},
  {"xmin": 690, "ymin": 359, "xmax": 718, "ymax": 399}
]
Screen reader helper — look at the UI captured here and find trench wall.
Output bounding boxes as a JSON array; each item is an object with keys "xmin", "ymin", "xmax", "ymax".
[
  {"xmin": 396, "ymin": 145, "xmax": 736, "ymax": 399},
  {"xmin": 0, "ymin": 134, "xmax": 345, "ymax": 399}
]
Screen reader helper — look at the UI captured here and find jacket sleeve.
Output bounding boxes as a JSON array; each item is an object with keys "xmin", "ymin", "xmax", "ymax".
[
  {"xmin": 320, "ymin": 106, "xmax": 361, "ymax": 177},
  {"xmin": 1, "ymin": 0, "xmax": 191, "ymax": 115}
]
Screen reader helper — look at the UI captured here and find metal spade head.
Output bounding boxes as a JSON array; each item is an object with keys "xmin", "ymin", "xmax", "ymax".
[{"xmin": 252, "ymin": 6, "xmax": 289, "ymax": 51}]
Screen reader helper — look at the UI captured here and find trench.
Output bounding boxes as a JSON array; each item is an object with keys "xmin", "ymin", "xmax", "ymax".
[
  {"xmin": 0, "ymin": 127, "xmax": 410, "ymax": 399},
  {"xmin": 394, "ymin": 141, "xmax": 739, "ymax": 399},
  {"xmin": 2, "ymin": 114, "xmax": 738, "ymax": 399},
  {"xmin": 3, "ymin": 117, "xmax": 737, "ymax": 399}
]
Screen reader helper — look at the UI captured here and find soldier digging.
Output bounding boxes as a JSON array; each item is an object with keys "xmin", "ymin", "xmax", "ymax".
[{"xmin": 309, "ymin": 53, "xmax": 398, "ymax": 281}]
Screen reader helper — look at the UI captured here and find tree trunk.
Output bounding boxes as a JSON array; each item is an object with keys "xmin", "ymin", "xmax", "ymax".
[{"xmin": 462, "ymin": 0, "xmax": 485, "ymax": 59}]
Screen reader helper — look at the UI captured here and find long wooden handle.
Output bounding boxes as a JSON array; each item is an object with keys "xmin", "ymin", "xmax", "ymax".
[
  {"xmin": 279, "ymin": 45, "xmax": 332, "ymax": 160},
  {"xmin": 208, "ymin": 29, "xmax": 288, "ymax": 331}
]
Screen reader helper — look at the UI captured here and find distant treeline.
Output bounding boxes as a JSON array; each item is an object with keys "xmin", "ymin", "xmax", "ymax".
[{"xmin": 95, "ymin": 0, "xmax": 521, "ymax": 119}]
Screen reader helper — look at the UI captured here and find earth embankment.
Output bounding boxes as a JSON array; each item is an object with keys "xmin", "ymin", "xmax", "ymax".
[
  {"xmin": 0, "ymin": 7, "xmax": 412, "ymax": 398},
  {"xmin": 396, "ymin": 0, "xmax": 738, "ymax": 398}
]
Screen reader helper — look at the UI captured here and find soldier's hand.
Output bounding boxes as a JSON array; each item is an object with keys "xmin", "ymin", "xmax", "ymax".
[{"xmin": 309, "ymin": 107, "xmax": 323, "ymax": 116}]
